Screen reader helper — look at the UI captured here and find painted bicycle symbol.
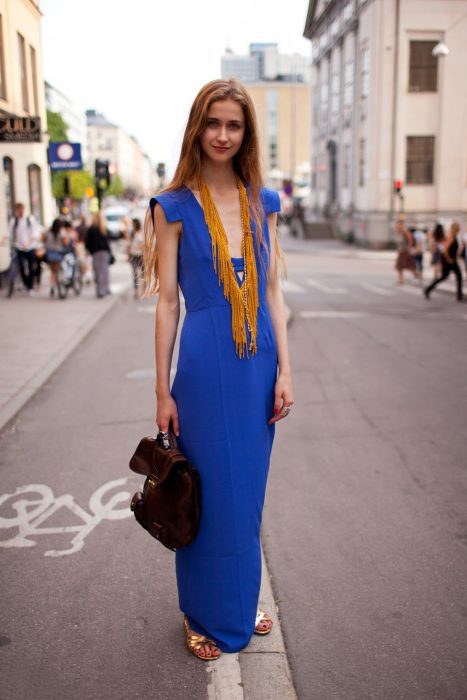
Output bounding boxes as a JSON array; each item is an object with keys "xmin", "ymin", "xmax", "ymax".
[{"xmin": 0, "ymin": 478, "xmax": 133, "ymax": 557}]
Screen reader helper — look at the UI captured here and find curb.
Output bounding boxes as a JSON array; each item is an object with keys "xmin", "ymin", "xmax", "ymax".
[
  {"xmin": 205, "ymin": 303, "xmax": 296, "ymax": 700},
  {"xmin": 0, "ymin": 289, "xmax": 127, "ymax": 433}
]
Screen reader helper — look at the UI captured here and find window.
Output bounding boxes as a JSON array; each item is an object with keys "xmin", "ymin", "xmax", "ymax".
[
  {"xmin": 343, "ymin": 144, "xmax": 351, "ymax": 188},
  {"xmin": 267, "ymin": 90, "xmax": 278, "ymax": 169},
  {"xmin": 409, "ymin": 41, "xmax": 438, "ymax": 92},
  {"xmin": 343, "ymin": 2, "xmax": 353, "ymax": 22},
  {"xmin": 30, "ymin": 46, "xmax": 39, "ymax": 114},
  {"xmin": 344, "ymin": 61, "xmax": 354, "ymax": 106},
  {"xmin": 361, "ymin": 46, "xmax": 370, "ymax": 98},
  {"xmin": 359, "ymin": 139, "xmax": 366, "ymax": 186},
  {"xmin": 3, "ymin": 157, "xmax": 15, "ymax": 220},
  {"xmin": 0, "ymin": 15, "xmax": 6, "ymax": 100},
  {"xmin": 406, "ymin": 136, "xmax": 435, "ymax": 184},
  {"xmin": 331, "ymin": 73, "xmax": 340, "ymax": 114},
  {"xmin": 28, "ymin": 164, "xmax": 43, "ymax": 224},
  {"xmin": 17, "ymin": 33, "xmax": 29, "ymax": 111}
]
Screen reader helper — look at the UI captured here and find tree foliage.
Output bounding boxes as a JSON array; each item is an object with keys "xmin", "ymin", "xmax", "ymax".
[
  {"xmin": 47, "ymin": 109, "xmax": 69, "ymax": 142},
  {"xmin": 51, "ymin": 170, "xmax": 95, "ymax": 199},
  {"xmin": 106, "ymin": 174, "xmax": 125, "ymax": 198}
]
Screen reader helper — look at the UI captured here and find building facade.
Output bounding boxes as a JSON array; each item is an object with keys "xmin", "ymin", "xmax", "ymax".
[
  {"xmin": 247, "ymin": 82, "xmax": 311, "ymax": 187},
  {"xmin": 304, "ymin": 0, "xmax": 467, "ymax": 246},
  {"xmin": 86, "ymin": 110, "xmax": 156, "ymax": 196},
  {"xmin": 45, "ymin": 81, "xmax": 88, "ymax": 165},
  {"xmin": 0, "ymin": 0, "xmax": 53, "ymax": 231}
]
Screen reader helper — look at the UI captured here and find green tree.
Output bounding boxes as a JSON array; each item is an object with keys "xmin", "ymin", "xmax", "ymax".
[
  {"xmin": 47, "ymin": 109, "xmax": 69, "ymax": 142},
  {"xmin": 106, "ymin": 174, "xmax": 125, "ymax": 198}
]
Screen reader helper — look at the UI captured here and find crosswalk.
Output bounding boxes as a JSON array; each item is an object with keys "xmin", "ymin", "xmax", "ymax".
[{"xmin": 280, "ymin": 276, "xmax": 459, "ymax": 300}]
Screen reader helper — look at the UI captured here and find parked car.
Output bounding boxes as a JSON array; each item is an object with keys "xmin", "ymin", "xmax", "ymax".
[{"xmin": 103, "ymin": 205, "xmax": 130, "ymax": 239}]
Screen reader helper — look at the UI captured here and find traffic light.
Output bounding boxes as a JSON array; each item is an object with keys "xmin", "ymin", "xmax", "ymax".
[
  {"xmin": 95, "ymin": 159, "xmax": 111, "ymax": 190},
  {"xmin": 394, "ymin": 179, "xmax": 403, "ymax": 194}
]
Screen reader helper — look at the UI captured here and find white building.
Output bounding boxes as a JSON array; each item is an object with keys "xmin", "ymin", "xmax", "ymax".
[
  {"xmin": 45, "ymin": 81, "xmax": 88, "ymax": 164},
  {"xmin": 0, "ymin": 0, "xmax": 53, "ymax": 229},
  {"xmin": 86, "ymin": 110, "xmax": 156, "ymax": 196},
  {"xmin": 304, "ymin": 0, "xmax": 467, "ymax": 246}
]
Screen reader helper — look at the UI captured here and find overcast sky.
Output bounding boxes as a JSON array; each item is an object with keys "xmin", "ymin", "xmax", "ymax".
[{"xmin": 40, "ymin": 0, "xmax": 310, "ymax": 172}]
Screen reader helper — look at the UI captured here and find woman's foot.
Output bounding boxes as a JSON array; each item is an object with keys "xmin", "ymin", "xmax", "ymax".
[
  {"xmin": 255, "ymin": 609, "xmax": 273, "ymax": 635},
  {"xmin": 183, "ymin": 616, "xmax": 221, "ymax": 661}
]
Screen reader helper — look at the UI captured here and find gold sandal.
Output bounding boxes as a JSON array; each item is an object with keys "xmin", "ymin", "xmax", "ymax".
[
  {"xmin": 183, "ymin": 615, "xmax": 221, "ymax": 661},
  {"xmin": 255, "ymin": 609, "xmax": 273, "ymax": 635}
]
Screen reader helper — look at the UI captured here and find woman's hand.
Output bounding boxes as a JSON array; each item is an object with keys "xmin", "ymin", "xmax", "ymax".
[
  {"xmin": 268, "ymin": 372, "xmax": 294, "ymax": 424},
  {"xmin": 156, "ymin": 394, "xmax": 180, "ymax": 435}
]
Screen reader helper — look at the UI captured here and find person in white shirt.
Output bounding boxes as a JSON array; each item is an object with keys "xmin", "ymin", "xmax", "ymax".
[
  {"xmin": 412, "ymin": 227, "xmax": 427, "ymax": 279},
  {"xmin": 9, "ymin": 202, "xmax": 40, "ymax": 294}
]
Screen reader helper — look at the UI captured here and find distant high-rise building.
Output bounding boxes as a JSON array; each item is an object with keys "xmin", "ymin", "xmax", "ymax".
[{"xmin": 221, "ymin": 43, "xmax": 309, "ymax": 83}]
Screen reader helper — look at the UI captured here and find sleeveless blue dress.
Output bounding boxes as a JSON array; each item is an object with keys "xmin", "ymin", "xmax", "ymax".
[{"xmin": 150, "ymin": 186, "xmax": 280, "ymax": 653}]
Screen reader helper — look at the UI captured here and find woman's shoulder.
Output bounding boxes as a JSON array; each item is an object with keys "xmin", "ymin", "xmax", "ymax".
[
  {"xmin": 260, "ymin": 187, "xmax": 281, "ymax": 215},
  {"xmin": 149, "ymin": 188, "xmax": 191, "ymax": 223}
]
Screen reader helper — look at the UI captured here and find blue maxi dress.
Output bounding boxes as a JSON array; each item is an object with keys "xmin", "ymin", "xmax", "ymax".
[{"xmin": 150, "ymin": 186, "xmax": 280, "ymax": 653}]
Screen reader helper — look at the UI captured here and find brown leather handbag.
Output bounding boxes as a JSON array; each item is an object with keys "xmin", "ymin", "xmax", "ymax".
[{"xmin": 129, "ymin": 431, "xmax": 201, "ymax": 551}]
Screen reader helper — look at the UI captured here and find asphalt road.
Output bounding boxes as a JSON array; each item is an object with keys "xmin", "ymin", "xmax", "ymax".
[
  {"xmin": 1, "ymin": 237, "xmax": 466, "ymax": 700},
  {"xmin": 0, "ymin": 294, "xmax": 209, "ymax": 700},
  {"xmin": 263, "ymin": 237, "xmax": 467, "ymax": 699}
]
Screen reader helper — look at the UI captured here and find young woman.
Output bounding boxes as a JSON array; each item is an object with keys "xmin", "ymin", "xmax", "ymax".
[
  {"xmin": 424, "ymin": 222, "xmax": 464, "ymax": 301},
  {"xmin": 85, "ymin": 211, "xmax": 112, "ymax": 298},
  {"xmin": 143, "ymin": 79, "xmax": 293, "ymax": 660}
]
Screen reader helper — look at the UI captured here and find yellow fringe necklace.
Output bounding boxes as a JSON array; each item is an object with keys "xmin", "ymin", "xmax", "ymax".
[{"xmin": 198, "ymin": 175, "xmax": 258, "ymax": 358}]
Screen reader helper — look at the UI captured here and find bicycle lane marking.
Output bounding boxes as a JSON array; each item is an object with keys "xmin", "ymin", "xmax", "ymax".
[{"xmin": 0, "ymin": 478, "xmax": 133, "ymax": 557}]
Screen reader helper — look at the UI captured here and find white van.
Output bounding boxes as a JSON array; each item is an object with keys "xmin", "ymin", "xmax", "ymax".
[{"xmin": 103, "ymin": 205, "xmax": 129, "ymax": 239}]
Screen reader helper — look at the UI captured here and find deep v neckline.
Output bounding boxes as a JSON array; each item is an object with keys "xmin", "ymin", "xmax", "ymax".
[{"xmin": 185, "ymin": 187, "xmax": 245, "ymax": 262}]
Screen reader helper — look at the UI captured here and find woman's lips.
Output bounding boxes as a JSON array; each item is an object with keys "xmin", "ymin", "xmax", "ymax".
[{"xmin": 212, "ymin": 146, "xmax": 229, "ymax": 152}]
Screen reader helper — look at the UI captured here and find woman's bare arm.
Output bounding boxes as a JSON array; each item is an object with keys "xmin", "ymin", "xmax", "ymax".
[
  {"xmin": 153, "ymin": 204, "xmax": 182, "ymax": 434},
  {"xmin": 265, "ymin": 213, "xmax": 294, "ymax": 423}
]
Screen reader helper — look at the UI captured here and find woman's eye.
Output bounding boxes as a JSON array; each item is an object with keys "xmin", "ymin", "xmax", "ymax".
[
  {"xmin": 207, "ymin": 120, "xmax": 218, "ymax": 127},
  {"xmin": 228, "ymin": 123, "xmax": 240, "ymax": 130}
]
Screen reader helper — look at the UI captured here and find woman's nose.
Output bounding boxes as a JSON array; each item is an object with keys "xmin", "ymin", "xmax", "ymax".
[{"xmin": 217, "ymin": 126, "xmax": 228, "ymax": 142}]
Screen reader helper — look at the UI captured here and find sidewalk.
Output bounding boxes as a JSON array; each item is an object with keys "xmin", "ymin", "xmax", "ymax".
[
  {"xmin": 0, "ymin": 255, "xmax": 296, "ymax": 700},
  {"xmin": 0, "ymin": 254, "xmax": 132, "ymax": 431}
]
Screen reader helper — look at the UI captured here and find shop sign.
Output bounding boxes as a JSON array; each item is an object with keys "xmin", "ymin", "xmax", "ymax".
[{"xmin": 0, "ymin": 114, "xmax": 41, "ymax": 142}]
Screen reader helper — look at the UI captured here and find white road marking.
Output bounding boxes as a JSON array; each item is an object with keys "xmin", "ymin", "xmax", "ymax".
[
  {"xmin": 360, "ymin": 282, "xmax": 395, "ymax": 296},
  {"xmin": 300, "ymin": 311, "xmax": 367, "ymax": 319},
  {"xmin": 306, "ymin": 278, "xmax": 347, "ymax": 294},
  {"xmin": 280, "ymin": 279, "xmax": 306, "ymax": 294},
  {"xmin": 0, "ymin": 479, "xmax": 132, "ymax": 557},
  {"xmin": 398, "ymin": 285, "xmax": 424, "ymax": 297}
]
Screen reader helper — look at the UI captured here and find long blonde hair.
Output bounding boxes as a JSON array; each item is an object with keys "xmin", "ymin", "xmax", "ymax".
[
  {"xmin": 143, "ymin": 78, "xmax": 283, "ymax": 296},
  {"xmin": 91, "ymin": 211, "xmax": 107, "ymax": 236}
]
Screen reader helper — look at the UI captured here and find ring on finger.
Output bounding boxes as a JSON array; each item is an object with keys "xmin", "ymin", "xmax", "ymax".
[{"xmin": 282, "ymin": 405, "xmax": 292, "ymax": 417}]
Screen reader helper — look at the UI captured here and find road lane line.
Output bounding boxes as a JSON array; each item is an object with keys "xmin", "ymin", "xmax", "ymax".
[
  {"xmin": 360, "ymin": 282, "xmax": 395, "ymax": 296},
  {"xmin": 306, "ymin": 278, "xmax": 347, "ymax": 294},
  {"xmin": 300, "ymin": 311, "xmax": 367, "ymax": 319},
  {"xmin": 280, "ymin": 279, "xmax": 306, "ymax": 294}
]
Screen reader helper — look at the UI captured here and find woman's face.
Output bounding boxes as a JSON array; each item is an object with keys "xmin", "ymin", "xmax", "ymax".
[{"xmin": 200, "ymin": 99, "xmax": 245, "ymax": 164}]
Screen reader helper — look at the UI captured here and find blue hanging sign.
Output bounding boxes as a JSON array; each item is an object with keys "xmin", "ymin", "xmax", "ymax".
[{"xmin": 48, "ymin": 142, "xmax": 83, "ymax": 171}]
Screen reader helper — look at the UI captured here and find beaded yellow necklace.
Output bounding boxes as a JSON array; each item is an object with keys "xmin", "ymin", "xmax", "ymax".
[{"xmin": 198, "ymin": 175, "xmax": 258, "ymax": 358}]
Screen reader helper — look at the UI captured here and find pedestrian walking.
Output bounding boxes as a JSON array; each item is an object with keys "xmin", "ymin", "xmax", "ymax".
[
  {"xmin": 459, "ymin": 228, "xmax": 467, "ymax": 280},
  {"xmin": 9, "ymin": 202, "xmax": 41, "ymax": 295},
  {"xmin": 127, "ymin": 218, "xmax": 143, "ymax": 299},
  {"xmin": 395, "ymin": 221, "xmax": 417, "ymax": 284},
  {"xmin": 85, "ymin": 211, "xmax": 112, "ymax": 298},
  {"xmin": 429, "ymin": 223, "xmax": 445, "ymax": 280},
  {"xmin": 44, "ymin": 218, "xmax": 66, "ymax": 297},
  {"xmin": 411, "ymin": 226, "xmax": 427, "ymax": 280},
  {"xmin": 143, "ymin": 78, "xmax": 293, "ymax": 661},
  {"xmin": 424, "ymin": 222, "xmax": 464, "ymax": 301}
]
